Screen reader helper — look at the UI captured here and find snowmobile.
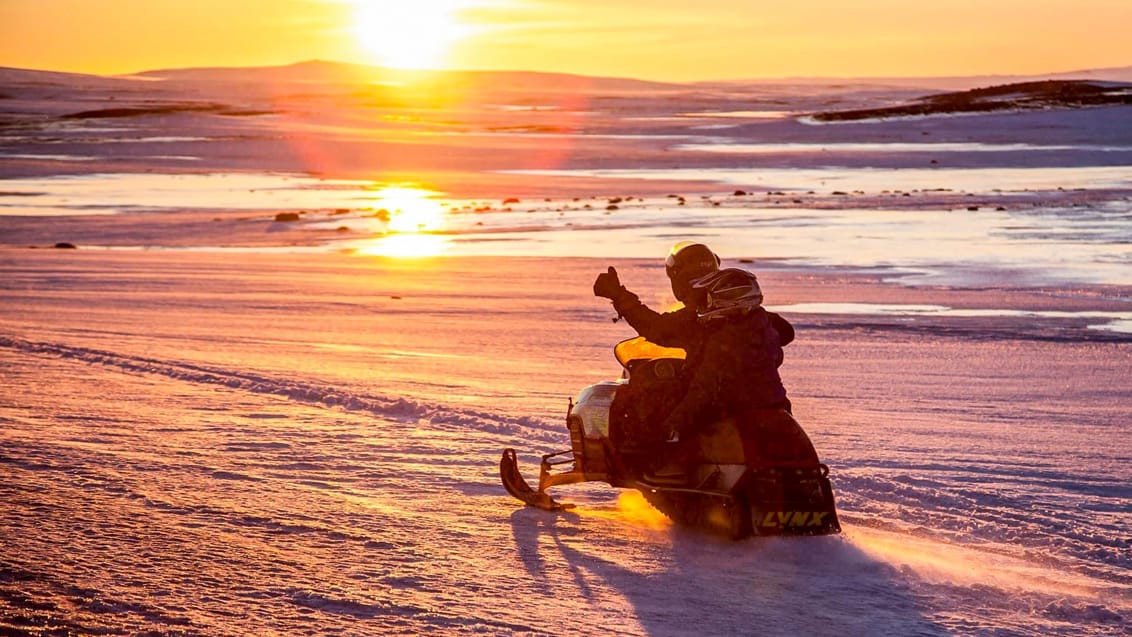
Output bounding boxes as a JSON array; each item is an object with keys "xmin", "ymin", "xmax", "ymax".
[{"xmin": 500, "ymin": 336, "xmax": 841, "ymax": 539}]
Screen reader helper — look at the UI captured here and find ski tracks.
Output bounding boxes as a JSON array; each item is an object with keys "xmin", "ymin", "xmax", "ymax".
[{"xmin": 0, "ymin": 334, "xmax": 562, "ymax": 447}]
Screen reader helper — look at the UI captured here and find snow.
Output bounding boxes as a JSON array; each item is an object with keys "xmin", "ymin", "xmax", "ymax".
[
  {"xmin": 1, "ymin": 66, "xmax": 1130, "ymax": 636},
  {"xmin": 1, "ymin": 252, "xmax": 1129, "ymax": 636}
]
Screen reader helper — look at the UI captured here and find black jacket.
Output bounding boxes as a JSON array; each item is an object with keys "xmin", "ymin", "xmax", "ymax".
[{"xmin": 612, "ymin": 288, "xmax": 793, "ymax": 437}]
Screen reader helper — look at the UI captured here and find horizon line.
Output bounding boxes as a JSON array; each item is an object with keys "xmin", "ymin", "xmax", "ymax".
[{"xmin": 4, "ymin": 58, "xmax": 1132, "ymax": 86}]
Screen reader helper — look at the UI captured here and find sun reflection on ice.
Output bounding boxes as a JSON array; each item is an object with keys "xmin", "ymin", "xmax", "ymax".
[
  {"xmin": 362, "ymin": 233, "xmax": 449, "ymax": 257},
  {"xmin": 357, "ymin": 185, "xmax": 450, "ymax": 257}
]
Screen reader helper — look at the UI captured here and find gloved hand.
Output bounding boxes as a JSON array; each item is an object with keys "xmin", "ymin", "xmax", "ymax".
[{"xmin": 592, "ymin": 266, "xmax": 623, "ymax": 299}]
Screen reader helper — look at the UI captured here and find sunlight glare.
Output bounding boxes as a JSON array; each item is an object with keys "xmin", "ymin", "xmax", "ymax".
[
  {"xmin": 574, "ymin": 491, "xmax": 672, "ymax": 532},
  {"xmin": 356, "ymin": 185, "xmax": 450, "ymax": 257},
  {"xmin": 352, "ymin": 0, "xmax": 473, "ymax": 69},
  {"xmin": 615, "ymin": 491, "xmax": 672, "ymax": 530},
  {"xmin": 848, "ymin": 526, "xmax": 1101, "ymax": 597},
  {"xmin": 360, "ymin": 232, "xmax": 449, "ymax": 257},
  {"xmin": 373, "ymin": 186, "xmax": 446, "ymax": 232}
]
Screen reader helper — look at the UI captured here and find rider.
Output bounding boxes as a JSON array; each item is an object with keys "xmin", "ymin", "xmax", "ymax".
[{"xmin": 592, "ymin": 242, "xmax": 794, "ymax": 479}]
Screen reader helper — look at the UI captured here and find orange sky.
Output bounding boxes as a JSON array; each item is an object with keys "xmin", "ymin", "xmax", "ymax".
[{"xmin": 1, "ymin": 0, "xmax": 1130, "ymax": 80}]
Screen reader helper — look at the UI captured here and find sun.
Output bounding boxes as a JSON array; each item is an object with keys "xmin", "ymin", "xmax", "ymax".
[{"xmin": 351, "ymin": 0, "xmax": 473, "ymax": 69}]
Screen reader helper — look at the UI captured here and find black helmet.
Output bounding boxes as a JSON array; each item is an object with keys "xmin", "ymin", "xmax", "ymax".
[
  {"xmin": 692, "ymin": 268, "xmax": 764, "ymax": 320},
  {"xmin": 665, "ymin": 241, "xmax": 720, "ymax": 304}
]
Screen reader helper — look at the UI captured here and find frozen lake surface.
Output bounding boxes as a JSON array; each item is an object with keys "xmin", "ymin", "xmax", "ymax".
[{"xmin": 2, "ymin": 167, "xmax": 1131, "ymax": 291}]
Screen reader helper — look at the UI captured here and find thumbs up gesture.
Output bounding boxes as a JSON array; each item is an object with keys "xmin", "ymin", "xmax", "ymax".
[{"xmin": 592, "ymin": 266, "xmax": 622, "ymax": 299}]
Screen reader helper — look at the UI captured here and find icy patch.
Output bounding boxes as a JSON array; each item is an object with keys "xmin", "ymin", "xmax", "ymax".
[
  {"xmin": 505, "ymin": 165, "xmax": 1132, "ymax": 193},
  {"xmin": 2, "ymin": 171, "xmax": 1130, "ymax": 288},
  {"xmin": 677, "ymin": 110, "xmax": 794, "ymax": 119},
  {"xmin": 675, "ymin": 142, "xmax": 1132, "ymax": 153},
  {"xmin": 0, "ymin": 205, "xmax": 120, "ymax": 217},
  {"xmin": 0, "ymin": 172, "xmax": 386, "ymax": 215},
  {"xmin": 770, "ymin": 302, "xmax": 1132, "ymax": 323},
  {"xmin": 1089, "ymin": 318, "xmax": 1132, "ymax": 334},
  {"xmin": 3, "ymin": 153, "xmax": 96, "ymax": 162}
]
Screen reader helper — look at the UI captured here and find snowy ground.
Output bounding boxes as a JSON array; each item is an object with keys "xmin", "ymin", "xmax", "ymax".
[
  {"xmin": 1, "ymin": 252, "xmax": 1129, "ymax": 636},
  {"xmin": 1, "ymin": 66, "xmax": 1130, "ymax": 635}
]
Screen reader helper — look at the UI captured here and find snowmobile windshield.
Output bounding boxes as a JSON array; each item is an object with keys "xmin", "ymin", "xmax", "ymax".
[{"xmin": 614, "ymin": 336, "xmax": 686, "ymax": 370}]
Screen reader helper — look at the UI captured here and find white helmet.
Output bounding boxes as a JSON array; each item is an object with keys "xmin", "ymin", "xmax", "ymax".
[{"xmin": 691, "ymin": 268, "xmax": 764, "ymax": 320}]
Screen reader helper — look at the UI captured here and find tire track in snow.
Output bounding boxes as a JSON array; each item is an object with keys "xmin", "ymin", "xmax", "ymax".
[{"xmin": 0, "ymin": 335, "xmax": 563, "ymax": 446}]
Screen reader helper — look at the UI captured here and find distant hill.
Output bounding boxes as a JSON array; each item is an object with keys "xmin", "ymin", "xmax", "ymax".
[
  {"xmin": 704, "ymin": 65, "xmax": 1132, "ymax": 91},
  {"xmin": 4, "ymin": 59, "xmax": 1132, "ymax": 99},
  {"xmin": 1040, "ymin": 64, "xmax": 1132, "ymax": 83},
  {"xmin": 809, "ymin": 80, "xmax": 1132, "ymax": 122},
  {"xmin": 0, "ymin": 66, "xmax": 139, "ymax": 89},
  {"xmin": 127, "ymin": 60, "xmax": 685, "ymax": 94}
]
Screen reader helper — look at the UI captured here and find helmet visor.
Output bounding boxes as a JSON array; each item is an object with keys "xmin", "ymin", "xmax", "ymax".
[{"xmin": 665, "ymin": 242, "xmax": 718, "ymax": 282}]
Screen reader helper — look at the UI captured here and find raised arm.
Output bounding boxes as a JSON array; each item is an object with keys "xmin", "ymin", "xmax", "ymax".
[{"xmin": 594, "ymin": 266, "xmax": 699, "ymax": 348}]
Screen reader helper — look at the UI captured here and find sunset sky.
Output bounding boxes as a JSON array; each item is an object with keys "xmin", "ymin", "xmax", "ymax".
[{"xmin": 1, "ymin": 0, "xmax": 1130, "ymax": 81}]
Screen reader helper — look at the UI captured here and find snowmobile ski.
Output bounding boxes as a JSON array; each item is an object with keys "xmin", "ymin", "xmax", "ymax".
[{"xmin": 499, "ymin": 448, "xmax": 575, "ymax": 511}]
